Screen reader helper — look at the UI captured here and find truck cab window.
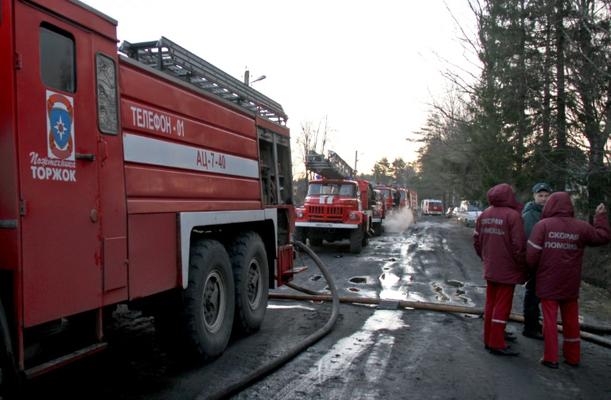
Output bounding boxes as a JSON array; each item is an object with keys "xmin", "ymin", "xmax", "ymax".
[
  {"xmin": 96, "ymin": 53, "xmax": 118, "ymax": 134},
  {"xmin": 40, "ymin": 25, "xmax": 75, "ymax": 92}
]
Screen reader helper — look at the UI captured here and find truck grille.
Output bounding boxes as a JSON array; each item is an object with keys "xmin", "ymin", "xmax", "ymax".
[{"xmin": 306, "ymin": 205, "xmax": 344, "ymax": 222}]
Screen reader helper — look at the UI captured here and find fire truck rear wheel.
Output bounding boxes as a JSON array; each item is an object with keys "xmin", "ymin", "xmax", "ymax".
[
  {"xmin": 184, "ymin": 239, "xmax": 235, "ymax": 359},
  {"xmin": 229, "ymin": 232, "xmax": 269, "ymax": 334},
  {"xmin": 349, "ymin": 228, "xmax": 363, "ymax": 253}
]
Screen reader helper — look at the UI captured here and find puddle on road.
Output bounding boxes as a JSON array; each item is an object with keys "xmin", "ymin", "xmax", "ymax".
[
  {"xmin": 446, "ymin": 279, "xmax": 465, "ymax": 288},
  {"xmin": 310, "ymin": 275, "xmax": 322, "ymax": 282},
  {"xmin": 431, "ymin": 281, "xmax": 450, "ymax": 302},
  {"xmin": 456, "ymin": 295, "xmax": 472, "ymax": 304},
  {"xmin": 349, "ymin": 276, "xmax": 368, "ymax": 284},
  {"xmin": 348, "ymin": 287, "xmax": 360, "ymax": 293}
]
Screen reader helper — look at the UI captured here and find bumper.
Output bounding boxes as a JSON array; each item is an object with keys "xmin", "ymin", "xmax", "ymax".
[{"xmin": 296, "ymin": 221, "xmax": 359, "ymax": 229}]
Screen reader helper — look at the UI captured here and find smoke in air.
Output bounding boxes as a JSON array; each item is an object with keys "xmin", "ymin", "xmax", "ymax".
[{"xmin": 382, "ymin": 208, "xmax": 415, "ymax": 233}]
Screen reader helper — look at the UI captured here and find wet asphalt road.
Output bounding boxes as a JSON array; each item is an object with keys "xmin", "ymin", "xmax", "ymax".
[{"xmin": 23, "ymin": 215, "xmax": 611, "ymax": 399}]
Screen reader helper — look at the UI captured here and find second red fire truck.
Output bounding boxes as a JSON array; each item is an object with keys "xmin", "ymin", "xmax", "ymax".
[{"xmin": 295, "ymin": 151, "xmax": 380, "ymax": 253}]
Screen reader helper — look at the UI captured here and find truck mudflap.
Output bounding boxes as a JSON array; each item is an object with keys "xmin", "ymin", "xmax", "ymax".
[
  {"xmin": 295, "ymin": 222, "xmax": 359, "ymax": 229},
  {"xmin": 276, "ymin": 244, "xmax": 294, "ymax": 286}
]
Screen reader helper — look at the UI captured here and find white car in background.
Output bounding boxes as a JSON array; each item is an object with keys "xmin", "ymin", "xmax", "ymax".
[{"xmin": 456, "ymin": 205, "xmax": 482, "ymax": 227}]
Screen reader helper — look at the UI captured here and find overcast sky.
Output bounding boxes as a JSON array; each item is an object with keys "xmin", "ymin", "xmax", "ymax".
[{"xmin": 83, "ymin": 0, "xmax": 478, "ymax": 175}]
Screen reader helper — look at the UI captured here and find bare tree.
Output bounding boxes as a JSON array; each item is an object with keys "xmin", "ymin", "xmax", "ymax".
[{"xmin": 294, "ymin": 116, "xmax": 334, "ymax": 181}]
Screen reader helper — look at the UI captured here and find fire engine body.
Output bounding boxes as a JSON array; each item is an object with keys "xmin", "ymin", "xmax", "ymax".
[
  {"xmin": 376, "ymin": 185, "xmax": 418, "ymax": 213},
  {"xmin": 0, "ymin": 0, "xmax": 294, "ymax": 385},
  {"xmin": 295, "ymin": 151, "xmax": 377, "ymax": 253},
  {"xmin": 375, "ymin": 185, "xmax": 398, "ymax": 212}
]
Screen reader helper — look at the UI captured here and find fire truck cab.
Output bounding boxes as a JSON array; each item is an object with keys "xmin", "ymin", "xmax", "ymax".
[{"xmin": 0, "ymin": 0, "xmax": 294, "ymax": 389}]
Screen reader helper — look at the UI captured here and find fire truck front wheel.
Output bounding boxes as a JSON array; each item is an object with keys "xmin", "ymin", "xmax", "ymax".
[
  {"xmin": 229, "ymin": 232, "xmax": 269, "ymax": 334},
  {"xmin": 184, "ymin": 239, "xmax": 235, "ymax": 359}
]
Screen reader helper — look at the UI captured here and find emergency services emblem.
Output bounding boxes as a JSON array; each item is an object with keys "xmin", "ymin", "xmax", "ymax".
[{"xmin": 46, "ymin": 90, "xmax": 75, "ymax": 161}]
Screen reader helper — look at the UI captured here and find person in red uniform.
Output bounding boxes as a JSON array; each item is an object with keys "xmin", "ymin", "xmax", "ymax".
[
  {"xmin": 474, "ymin": 183, "xmax": 527, "ymax": 356},
  {"xmin": 527, "ymin": 192, "xmax": 609, "ymax": 368}
]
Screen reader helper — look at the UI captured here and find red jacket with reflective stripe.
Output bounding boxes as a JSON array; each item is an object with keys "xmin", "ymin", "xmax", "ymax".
[
  {"xmin": 473, "ymin": 183, "xmax": 527, "ymax": 284},
  {"xmin": 526, "ymin": 192, "xmax": 610, "ymax": 300}
]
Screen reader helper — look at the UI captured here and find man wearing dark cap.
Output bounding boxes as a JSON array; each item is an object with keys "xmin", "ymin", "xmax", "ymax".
[{"xmin": 521, "ymin": 182, "xmax": 552, "ymax": 339}]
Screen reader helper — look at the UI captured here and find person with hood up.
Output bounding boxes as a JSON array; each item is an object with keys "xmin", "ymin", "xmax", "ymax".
[
  {"xmin": 474, "ymin": 183, "xmax": 527, "ymax": 356},
  {"xmin": 527, "ymin": 192, "xmax": 609, "ymax": 369},
  {"xmin": 521, "ymin": 182, "xmax": 552, "ymax": 340}
]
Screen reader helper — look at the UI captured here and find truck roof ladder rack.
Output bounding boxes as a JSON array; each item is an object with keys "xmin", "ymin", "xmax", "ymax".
[
  {"xmin": 119, "ymin": 37, "xmax": 287, "ymax": 125},
  {"xmin": 305, "ymin": 150, "xmax": 354, "ymax": 180}
]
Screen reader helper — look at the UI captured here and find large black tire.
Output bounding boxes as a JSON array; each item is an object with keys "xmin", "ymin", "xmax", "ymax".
[
  {"xmin": 229, "ymin": 232, "xmax": 269, "ymax": 334},
  {"xmin": 183, "ymin": 239, "xmax": 235, "ymax": 360},
  {"xmin": 349, "ymin": 227, "xmax": 363, "ymax": 253},
  {"xmin": 362, "ymin": 223, "xmax": 369, "ymax": 247}
]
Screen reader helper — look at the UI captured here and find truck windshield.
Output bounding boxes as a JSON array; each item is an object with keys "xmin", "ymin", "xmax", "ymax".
[{"xmin": 308, "ymin": 183, "xmax": 357, "ymax": 197}]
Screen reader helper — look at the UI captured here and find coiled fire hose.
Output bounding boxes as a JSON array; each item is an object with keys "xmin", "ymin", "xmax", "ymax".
[{"xmin": 202, "ymin": 241, "xmax": 340, "ymax": 400}]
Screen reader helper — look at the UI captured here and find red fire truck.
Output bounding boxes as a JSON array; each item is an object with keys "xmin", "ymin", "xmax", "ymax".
[
  {"xmin": 295, "ymin": 151, "xmax": 378, "ymax": 253},
  {"xmin": 0, "ymin": 0, "xmax": 295, "ymax": 389},
  {"xmin": 375, "ymin": 185, "xmax": 398, "ymax": 212}
]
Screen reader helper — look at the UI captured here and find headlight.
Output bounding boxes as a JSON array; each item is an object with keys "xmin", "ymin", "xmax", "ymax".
[
  {"xmin": 296, "ymin": 209, "xmax": 304, "ymax": 218},
  {"xmin": 349, "ymin": 211, "xmax": 359, "ymax": 220}
]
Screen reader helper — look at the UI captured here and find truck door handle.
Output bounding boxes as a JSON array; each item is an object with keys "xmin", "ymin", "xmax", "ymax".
[{"xmin": 75, "ymin": 153, "xmax": 96, "ymax": 161}]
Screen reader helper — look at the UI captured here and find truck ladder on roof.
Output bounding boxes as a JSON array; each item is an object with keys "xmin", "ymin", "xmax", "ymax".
[
  {"xmin": 119, "ymin": 37, "xmax": 287, "ymax": 125},
  {"xmin": 305, "ymin": 150, "xmax": 355, "ymax": 180}
]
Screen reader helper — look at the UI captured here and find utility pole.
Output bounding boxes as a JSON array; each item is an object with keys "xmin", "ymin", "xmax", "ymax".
[{"xmin": 354, "ymin": 150, "xmax": 358, "ymax": 176}]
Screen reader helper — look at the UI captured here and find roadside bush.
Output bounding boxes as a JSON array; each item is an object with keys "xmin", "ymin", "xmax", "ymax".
[{"xmin": 583, "ymin": 247, "xmax": 611, "ymax": 295}]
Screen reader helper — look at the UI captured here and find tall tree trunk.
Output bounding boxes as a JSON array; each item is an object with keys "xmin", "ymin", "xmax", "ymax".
[
  {"xmin": 575, "ymin": 0, "xmax": 608, "ymax": 217},
  {"xmin": 542, "ymin": 2, "xmax": 552, "ymax": 155},
  {"xmin": 515, "ymin": 0, "xmax": 527, "ymax": 179},
  {"xmin": 554, "ymin": 0, "xmax": 567, "ymax": 190}
]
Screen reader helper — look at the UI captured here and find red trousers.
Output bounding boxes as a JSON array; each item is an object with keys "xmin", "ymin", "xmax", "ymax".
[
  {"xmin": 484, "ymin": 281, "xmax": 515, "ymax": 349},
  {"xmin": 541, "ymin": 299, "xmax": 580, "ymax": 365}
]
